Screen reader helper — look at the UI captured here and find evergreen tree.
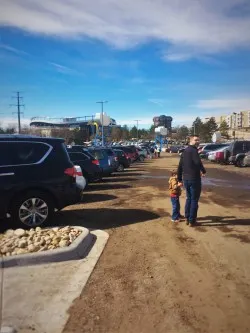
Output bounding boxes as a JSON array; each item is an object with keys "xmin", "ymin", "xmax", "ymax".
[
  {"xmin": 121, "ymin": 125, "xmax": 129, "ymax": 140},
  {"xmin": 190, "ymin": 117, "xmax": 203, "ymax": 136},
  {"xmin": 129, "ymin": 126, "xmax": 138, "ymax": 139},
  {"xmin": 219, "ymin": 120, "xmax": 229, "ymax": 138},
  {"xmin": 177, "ymin": 125, "xmax": 189, "ymax": 141}
]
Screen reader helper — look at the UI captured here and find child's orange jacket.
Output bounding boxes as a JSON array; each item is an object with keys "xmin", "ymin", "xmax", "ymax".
[{"xmin": 168, "ymin": 176, "xmax": 182, "ymax": 197}]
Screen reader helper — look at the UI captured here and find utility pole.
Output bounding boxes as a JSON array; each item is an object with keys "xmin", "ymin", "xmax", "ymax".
[
  {"xmin": 96, "ymin": 100, "xmax": 108, "ymax": 146},
  {"xmin": 134, "ymin": 119, "xmax": 141, "ymax": 142},
  {"xmin": 11, "ymin": 92, "xmax": 24, "ymax": 134}
]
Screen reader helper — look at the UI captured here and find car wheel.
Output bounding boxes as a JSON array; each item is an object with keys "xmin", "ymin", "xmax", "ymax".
[
  {"xmin": 236, "ymin": 157, "xmax": 245, "ymax": 167},
  {"xmin": 117, "ymin": 164, "xmax": 125, "ymax": 172},
  {"xmin": 11, "ymin": 191, "xmax": 54, "ymax": 228},
  {"xmin": 139, "ymin": 155, "xmax": 145, "ymax": 162}
]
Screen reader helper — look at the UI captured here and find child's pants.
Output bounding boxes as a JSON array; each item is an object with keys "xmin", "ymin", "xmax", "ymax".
[{"xmin": 171, "ymin": 196, "xmax": 180, "ymax": 220}]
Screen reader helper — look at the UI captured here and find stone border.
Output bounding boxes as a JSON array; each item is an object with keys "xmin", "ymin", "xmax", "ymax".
[
  {"xmin": 2, "ymin": 227, "xmax": 94, "ymax": 268},
  {"xmin": 0, "ymin": 327, "xmax": 17, "ymax": 333}
]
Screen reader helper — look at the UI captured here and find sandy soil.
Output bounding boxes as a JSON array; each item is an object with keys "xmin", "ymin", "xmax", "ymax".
[{"xmin": 61, "ymin": 154, "xmax": 250, "ymax": 333}]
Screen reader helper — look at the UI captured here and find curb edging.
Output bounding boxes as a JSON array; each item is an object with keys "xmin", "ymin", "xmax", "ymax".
[{"xmin": 2, "ymin": 226, "xmax": 94, "ymax": 268}]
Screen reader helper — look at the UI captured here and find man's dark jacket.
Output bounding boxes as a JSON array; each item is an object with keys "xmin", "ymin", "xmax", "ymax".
[{"xmin": 177, "ymin": 145, "xmax": 206, "ymax": 182}]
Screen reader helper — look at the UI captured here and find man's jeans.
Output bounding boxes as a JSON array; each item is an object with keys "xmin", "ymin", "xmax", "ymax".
[
  {"xmin": 171, "ymin": 196, "xmax": 180, "ymax": 221},
  {"xmin": 184, "ymin": 180, "xmax": 201, "ymax": 224}
]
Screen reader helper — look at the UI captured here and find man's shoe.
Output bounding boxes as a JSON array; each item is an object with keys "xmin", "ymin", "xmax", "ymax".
[
  {"xmin": 171, "ymin": 219, "xmax": 180, "ymax": 223},
  {"xmin": 186, "ymin": 220, "xmax": 190, "ymax": 225}
]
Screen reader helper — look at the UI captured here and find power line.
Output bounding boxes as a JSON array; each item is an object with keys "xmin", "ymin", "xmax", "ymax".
[{"xmin": 10, "ymin": 92, "xmax": 25, "ymax": 134}]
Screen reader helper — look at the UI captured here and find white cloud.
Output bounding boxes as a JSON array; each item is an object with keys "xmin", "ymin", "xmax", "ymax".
[
  {"xmin": 0, "ymin": 43, "xmax": 28, "ymax": 56},
  {"xmin": 0, "ymin": 0, "xmax": 250, "ymax": 60},
  {"xmin": 117, "ymin": 113, "xmax": 195, "ymax": 128},
  {"xmin": 117, "ymin": 117, "xmax": 153, "ymax": 128},
  {"xmin": 148, "ymin": 99, "xmax": 166, "ymax": 107},
  {"xmin": 193, "ymin": 98, "xmax": 250, "ymax": 110},
  {"xmin": 0, "ymin": 117, "xmax": 31, "ymax": 129},
  {"xmin": 49, "ymin": 62, "xmax": 75, "ymax": 74}
]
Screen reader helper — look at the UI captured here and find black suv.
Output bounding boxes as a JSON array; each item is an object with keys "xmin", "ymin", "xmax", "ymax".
[
  {"xmin": 225, "ymin": 140, "xmax": 250, "ymax": 166},
  {"xmin": 67, "ymin": 146, "xmax": 102, "ymax": 183},
  {"xmin": 0, "ymin": 135, "xmax": 81, "ymax": 227}
]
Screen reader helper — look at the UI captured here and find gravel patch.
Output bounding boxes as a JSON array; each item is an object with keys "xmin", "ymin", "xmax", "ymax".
[{"xmin": 0, "ymin": 226, "xmax": 82, "ymax": 257}]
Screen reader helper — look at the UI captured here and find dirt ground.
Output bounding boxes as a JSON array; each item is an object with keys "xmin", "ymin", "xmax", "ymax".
[{"xmin": 59, "ymin": 154, "xmax": 250, "ymax": 333}]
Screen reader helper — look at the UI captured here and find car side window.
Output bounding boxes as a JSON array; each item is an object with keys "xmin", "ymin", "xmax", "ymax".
[
  {"xmin": 234, "ymin": 142, "xmax": 242, "ymax": 154},
  {"xmin": 89, "ymin": 150, "xmax": 105, "ymax": 160},
  {"xmin": 246, "ymin": 141, "xmax": 250, "ymax": 151},
  {"xmin": 68, "ymin": 152, "xmax": 88, "ymax": 161},
  {"xmin": 0, "ymin": 142, "xmax": 51, "ymax": 166}
]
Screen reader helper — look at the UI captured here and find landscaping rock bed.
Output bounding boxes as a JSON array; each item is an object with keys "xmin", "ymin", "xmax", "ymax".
[{"xmin": 0, "ymin": 226, "xmax": 82, "ymax": 257}]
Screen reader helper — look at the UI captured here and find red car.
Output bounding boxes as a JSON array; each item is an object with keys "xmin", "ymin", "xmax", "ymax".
[{"xmin": 115, "ymin": 146, "xmax": 138, "ymax": 163}]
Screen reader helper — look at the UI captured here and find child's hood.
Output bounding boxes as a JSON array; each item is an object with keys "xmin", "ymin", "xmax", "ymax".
[{"xmin": 169, "ymin": 176, "xmax": 177, "ymax": 184}]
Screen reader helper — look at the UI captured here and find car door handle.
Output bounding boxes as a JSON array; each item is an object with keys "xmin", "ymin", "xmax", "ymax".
[{"xmin": 0, "ymin": 172, "xmax": 15, "ymax": 176}]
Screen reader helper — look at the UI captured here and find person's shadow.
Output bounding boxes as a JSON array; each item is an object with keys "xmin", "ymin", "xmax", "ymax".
[{"xmin": 198, "ymin": 216, "xmax": 250, "ymax": 226}]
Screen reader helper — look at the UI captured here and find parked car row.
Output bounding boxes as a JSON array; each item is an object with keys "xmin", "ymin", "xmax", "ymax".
[
  {"xmin": 203, "ymin": 141, "xmax": 250, "ymax": 167},
  {"xmin": 172, "ymin": 140, "xmax": 250, "ymax": 168},
  {"xmin": 0, "ymin": 135, "xmax": 147, "ymax": 229}
]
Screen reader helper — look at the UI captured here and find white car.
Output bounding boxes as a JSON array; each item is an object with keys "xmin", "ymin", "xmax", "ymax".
[
  {"xmin": 207, "ymin": 146, "xmax": 228, "ymax": 162},
  {"xmin": 74, "ymin": 165, "xmax": 87, "ymax": 190}
]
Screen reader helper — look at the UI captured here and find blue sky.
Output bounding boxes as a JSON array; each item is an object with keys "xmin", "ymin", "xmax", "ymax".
[{"xmin": 1, "ymin": 0, "xmax": 250, "ymax": 129}]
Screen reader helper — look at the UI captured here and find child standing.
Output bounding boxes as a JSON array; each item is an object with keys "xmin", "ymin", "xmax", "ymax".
[{"xmin": 168, "ymin": 170, "xmax": 182, "ymax": 223}]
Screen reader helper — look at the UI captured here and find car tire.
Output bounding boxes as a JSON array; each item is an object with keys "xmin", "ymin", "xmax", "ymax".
[
  {"xmin": 236, "ymin": 157, "xmax": 245, "ymax": 167},
  {"xmin": 139, "ymin": 155, "xmax": 145, "ymax": 162},
  {"xmin": 117, "ymin": 164, "xmax": 125, "ymax": 172},
  {"xmin": 11, "ymin": 190, "xmax": 55, "ymax": 228}
]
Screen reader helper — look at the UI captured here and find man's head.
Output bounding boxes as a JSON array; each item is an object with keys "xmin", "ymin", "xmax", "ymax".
[{"xmin": 189, "ymin": 135, "xmax": 200, "ymax": 147}]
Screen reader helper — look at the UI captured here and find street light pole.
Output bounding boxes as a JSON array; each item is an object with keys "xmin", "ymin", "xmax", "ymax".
[
  {"xmin": 233, "ymin": 112, "xmax": 237, "ymax": 141},
  {"xmin": 134, "ymin": 120, "xmax": 141, "ymax": 142},
  {"xmin": 96, "ymin": 101, "xmax": 108, "ymax": 146}
]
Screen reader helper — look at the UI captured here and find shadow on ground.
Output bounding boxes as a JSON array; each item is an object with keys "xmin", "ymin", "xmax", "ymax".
[
  {"xmin": 81, "ymin": 193, "xmax": 117, "ymax": 204},
  {"xmin": 100, "ymin": 177, "xmax": 137, "ymax": 183},
  {"xmin": 53, "ymin": 208, "xmax": 160, "ymax": 229},
  {"xmin": 198, "ymin": 216, "xmax": 250, "ymax": 227},
  {"xmin": 113, "ymin": 172, "xmax": 145, "ymax": 177},
  {"xmin": 87, "ymin": 184, "xmax": 132, "ymax": 192}
]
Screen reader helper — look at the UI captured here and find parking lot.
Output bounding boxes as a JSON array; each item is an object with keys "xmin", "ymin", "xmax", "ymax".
[
  {"xmin": 56, "ymin": 153, "xmax": 250, "ymax": 333},
  {"xmin": 2, "ymin": 151, "xmax": 250, "ymax": 333}
]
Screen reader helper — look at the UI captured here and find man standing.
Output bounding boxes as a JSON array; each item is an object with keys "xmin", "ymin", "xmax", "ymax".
[{"xmin": 177, "ymin": 136, "xmax": 206, "ymax": 227}]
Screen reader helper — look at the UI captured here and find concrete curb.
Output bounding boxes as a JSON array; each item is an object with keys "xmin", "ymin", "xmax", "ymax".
[
  {"xmin": 3, "ymin": 227, "xmax": 94, "ymax": 268},
  {"xmin": 2, "ymin": 229, "xmax": 109, "ymax": 333},
  {"xmin": 0, "ymin": 327, "xmax": 16, "ymax": 333}
]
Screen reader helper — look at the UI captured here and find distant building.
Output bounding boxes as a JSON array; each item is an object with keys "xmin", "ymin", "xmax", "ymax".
[{"xmin": 211, "ymin": 110, "xmax": 250, "ymax": 130}]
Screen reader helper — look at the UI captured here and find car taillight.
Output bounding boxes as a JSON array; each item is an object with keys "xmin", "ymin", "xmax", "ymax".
[
  {"xmin": 92, "ymin": 159, "xmax": 100, "ymax": 166},
  {"xmin": 115, "ymin": 156, "xmax": 118, "ymax": 161},
  {"xmin": 64, "ymin": 166, "xmax": 77, "ymax": 177},
  {"xmin": 125, "ymin": 153, "xmax": 129, "ymax": 159}
]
